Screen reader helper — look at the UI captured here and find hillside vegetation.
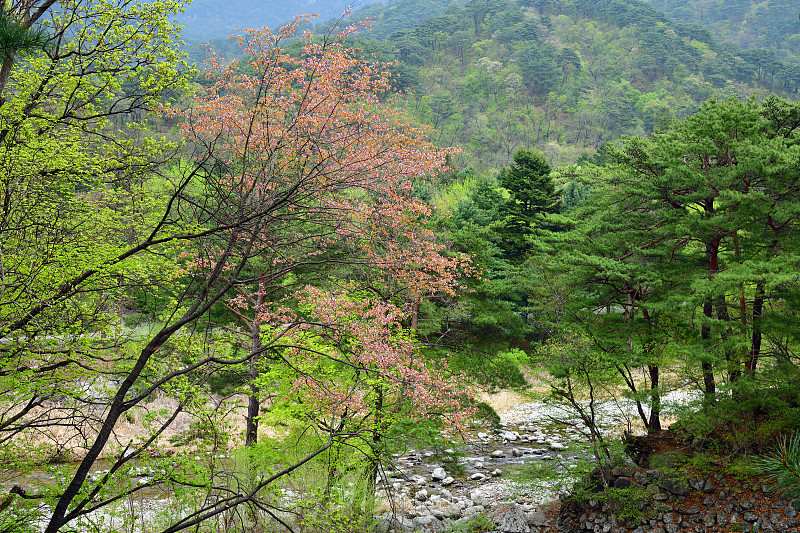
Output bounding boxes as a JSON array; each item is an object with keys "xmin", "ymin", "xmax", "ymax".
[
  {"xmin": 644, "ymin": 0, "xmax": 800, "ymax": 58},
  {"xmin": 2, "ymin": 0, "xmax": 800, "ymax": 532},
  {"xmin": 310, "ymin": 0, "xmax": 800, "ymax": 167}
]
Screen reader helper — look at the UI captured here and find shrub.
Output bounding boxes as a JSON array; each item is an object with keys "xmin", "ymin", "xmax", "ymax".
[{"xmin": 753, "ymin": 432, "xmax": 800, "ymax": 499}]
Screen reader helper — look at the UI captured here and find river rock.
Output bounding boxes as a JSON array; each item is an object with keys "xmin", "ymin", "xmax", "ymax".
[
  {"xmin": 512, "ymin": 448, "xmax": 524, "ymax": 457},
  {"xmin": 446, "ymin": 502, "xmax": 463, "ymax": 518},
  {"xmin": 550, "ymin": 442, "xmax": 567, "ymax": 450},
  {"xmin": 527, "ymin": 509, "xmax": 547, "ymax": 527},
  {"xmin": 415, "ymin": 489, "xmax": 428, "ymax": 501},
  {"xmin": 377, "ymin": 515, "xmax": 414, "ymax": 533},
  {"xmin": 496, "ymin": 508, "xmax": 531, "ymax": 533},
  {"xmin": 431, "ymin": 467, "xmax": 447, "ymax": 481},
  {"xmin": 430, "ymin": 508, "xmax": 445, "ymax": 520},
  {"xmin": 462, "ymin": 504, "xmax": 485, "ymax": 517},
  {"xmin": 441, "ymin": 476, "xmax": 454, "ymax": 486},
  {"xmin": 469, "ymin": 473, "xmax": 486, "ymax": 481},
  {"xmin": 491, "ymin": 449, "xmax": 506, "ymax": 458},
  {"xmin": 499, "ymin": 430, "xmax": 518, "ymax": 441},
  {"xmin": 412, "ymin": 515, "xmax": 437, "ymax": 530},
  {"xmin": 659, "ymin": 474, "xmax": 689, "ymax": 496},
  {"xmin": 470, "ymin": 490, "xmax": 489, "ymax": 507},
  {"xmin": 478, "ymin": 432, "xmax": 489, "ymax": 439}
]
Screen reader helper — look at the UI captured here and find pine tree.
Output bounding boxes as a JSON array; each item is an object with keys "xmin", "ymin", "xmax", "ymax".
[{"xmin": 497, "ymin": 148, "xmax": 559, "ymax": 260}]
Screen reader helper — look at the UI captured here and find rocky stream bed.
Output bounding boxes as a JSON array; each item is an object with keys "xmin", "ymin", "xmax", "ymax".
[{"xmin": 11, "ymin": 393, "xmax": 792, "ymax": 533}]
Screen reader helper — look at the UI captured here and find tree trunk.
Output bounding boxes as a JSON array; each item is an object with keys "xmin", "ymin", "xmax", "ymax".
[
  {"xmin": 715, "ymin": 295, "xmax": 739, "ymax": 382},
  {"xmin": 701, "ymin": 299, "xmax": 716, "ymax": 397},
  {"xmin": 746, "ymin": 282, "xmax": 765, "ymax": 374},
  {"xmin": 410, "ymin": 299, "xmax": 420, "ymax": 331},
  {"xmin": 353, "ymin": 386, "xmax": 384, "ymax": 522},
  {"xmin": 647, "ymin": 365, "xmax": 661, "ymax": 430},
  {"xmin": 245, "ymin": 280, "xmax": 268, "ymax": 447},
  {"xmin": 701, "ymin": 236, "xmax": 719, "ymax": 398},
  {"xmin": 245, "ymin": 331, "xmax": 262, "ymax": 447}
]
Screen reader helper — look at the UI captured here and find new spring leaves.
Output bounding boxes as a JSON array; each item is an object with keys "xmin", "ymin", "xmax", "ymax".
[{"xmin": 177, "ymin": 17, "xmax": 477, "ymax": 430}]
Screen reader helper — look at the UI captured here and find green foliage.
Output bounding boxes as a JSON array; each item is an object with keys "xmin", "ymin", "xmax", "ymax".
[
  {"xmin": 388, "ymin": 417, "xmax": 451, "ymax": 453},
  {"xmin": 519, "ymin": 41, "xmax": 560, "ymax": 95},
  {"xmin": 437, "ymin": 446, "xmax": 468, "ymax": 477},
  {"xmin": 473, "ymin": 401, "xmax": 502, "ymax": 428},
  {"xmin": 670, "ymin": 371, "xmax": 800, "ymax": 460},
  {"xmin": 560, "ymin": 181, "xmax": 591, "ymax": 212},
  {"xmin": 647, "ymin": 0, "xmax": 800, "ymax": 62},
  {"xmin": 580, "ymin": 484, "xmax": 650, "ymax": 522},
  {"xmin": 0, "ymin": 512, "xmax": 38, "ymax": 533},
  {"xmin": 449, "ymin": 349, "xmax": 529, "ymax": 392},
  {"xmin": 446, "ymin": 513, "xmax": 495, "ymax": 533},
  {"xmin": 205, "ymin": 366, "xmax": 246, "ymax": 396},
  {"xmin": 727, "ymin": 455, "xmax": 762, "ymax": 483},
  {"xmin": 0, "ymin": 10, "xmax": 49, "ymax": 64},
  {"xmin": 753, "ymin": 433, "xmax": 800, "ymax": 499},
  {"xmin": 302, "ymin": 0, "xmax": 800, "ymax": 169},
  {"xmin": 648, "ymin": 451, "xmax": 689, "ymax": 470},
  {"xmin": 498, "ymin": 148, "xmax": 558, "ymax": 260}
]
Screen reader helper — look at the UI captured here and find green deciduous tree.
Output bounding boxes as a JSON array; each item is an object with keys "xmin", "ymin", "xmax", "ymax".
[{"xmin": 0, "ymin": 8, "xmax": 475, "ymax": 533}]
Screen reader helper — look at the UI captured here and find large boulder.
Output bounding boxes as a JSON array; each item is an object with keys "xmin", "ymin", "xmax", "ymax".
[
  {"xmin": 431, "ymin": 467, "xmax": 447, "ymax": 481},
  {"xmin": 491, "ymin": 506, "xmax": 531, "ymax": 533}
]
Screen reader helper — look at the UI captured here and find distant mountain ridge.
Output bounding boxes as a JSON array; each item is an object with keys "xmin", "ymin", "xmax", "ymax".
[
  {"xmin": 641, "ymin": 0, "xmax": 800, "ymax": 60},
  {"xmin": 180, "ymin": 0, "xmax": 800, "ymax": 170},
  {"xmin": 179, "ymin": 0, "xmax": 385, "ymax": 40}
]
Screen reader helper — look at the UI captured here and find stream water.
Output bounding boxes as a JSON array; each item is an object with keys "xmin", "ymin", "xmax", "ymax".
[{"xmin": 3, "ymin": 393, "xmax": 698, "ymax": 531}]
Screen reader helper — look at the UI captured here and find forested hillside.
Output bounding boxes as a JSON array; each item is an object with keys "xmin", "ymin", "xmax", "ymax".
[
  {"xmin": 4, "ymin": 0, "xmax": 800, "ymax": 531},
  {"xmin": 644, "ymin": 0, "xmax": 800, "ymax": 59},
  {"xmin": 307, "ymin": 0, "xmax": 800, "ymax": 168}
]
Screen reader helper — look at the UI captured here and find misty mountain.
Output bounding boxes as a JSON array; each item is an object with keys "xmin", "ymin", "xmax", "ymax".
[{"xmin": 178, "ymin": 0, "xmax": 384, "ymax": 40}]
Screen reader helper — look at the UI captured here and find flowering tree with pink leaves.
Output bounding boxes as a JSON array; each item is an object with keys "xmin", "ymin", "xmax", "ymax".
[{"xmin": 170, "ymin": 15, "xmax": 477, "ymax": 527}]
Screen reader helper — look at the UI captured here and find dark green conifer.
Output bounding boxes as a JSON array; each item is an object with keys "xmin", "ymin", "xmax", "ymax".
[
  {"xmin": 497, "ymin": 148, "xmax": 559, "ymax": 261},
  {"xmin": 0, "ymin": 10, "xmax": 49, "ymax": 64}
]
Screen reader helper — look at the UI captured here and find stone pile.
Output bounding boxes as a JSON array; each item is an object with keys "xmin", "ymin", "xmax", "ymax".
[{"xmin": 556, "ymin": 466, "xmax": 800, "ymax": 533}]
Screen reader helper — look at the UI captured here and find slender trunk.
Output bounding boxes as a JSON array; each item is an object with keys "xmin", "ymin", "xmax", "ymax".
[
  {"xmin": 0, "ymin": 50, "xmax": 15, "ymax": 103},
  {"xmin": 701, "ymin": 236, "xmax": 719, "ymax": 398},
  {"xmin": 44, "ymin": 229, "xmax": 251, "ymax": 533},
  {"xmin": 640, "ymin": 308, "xmax": 661, "ymax": 430},
  {"xmin": 715, "ymin": 295, "xmax": 739, "ymax": 382},
  {"xmin": 323, "ymin": 443, "xmax": 342, "ymax": 504},
  {"xmin": 647, "ymin": 365, "xmax": 661, "ymax": 430},
  {"xmin": 617, "ymin": 363, "xmax": 650, "ymax": 431},
  {"xmin": 245, "ymin": 329, "xmax": 262, "ymax": 447},
  {"xmin": 701, "ymin": 299, "xmax": 716, "ymax": 396},
  {"xmin": 746, "ymin": 282, "xmax": 765, "ymax": 374},
  {"xmin": 410, "ymin": 299, "xmax": 420, "ymax": 331},
  {"xmin": 245, "ymin": 278, "xmax": 268, "ymax": 447},
  {"xmin": 354, "ymin": 386, "xmax": 384, "ymax": 522}
]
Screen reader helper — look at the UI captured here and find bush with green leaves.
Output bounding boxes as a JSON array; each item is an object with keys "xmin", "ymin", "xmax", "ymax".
[
  {"xmin": 445, "ymin": 513, "xmax": 495, "ymax": 533},
  {"xmin": 753, "ymin": 433, "xmax": 800, "ymax": 499}
]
